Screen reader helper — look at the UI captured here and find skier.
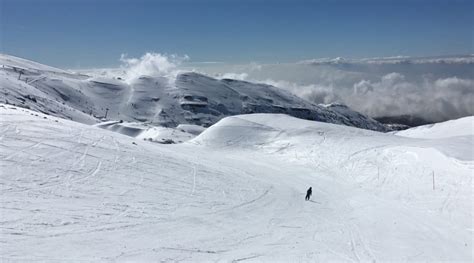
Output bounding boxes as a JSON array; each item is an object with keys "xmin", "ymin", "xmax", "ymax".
[{"xmin": 305, "ymin": 187, "xmax": 312, "ymax": 201}]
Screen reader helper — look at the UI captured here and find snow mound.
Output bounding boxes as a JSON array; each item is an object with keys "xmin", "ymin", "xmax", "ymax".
[
  {"xmin": 193, "ymin": 113, "xmax": 388, "ymax": 153},
  {"xmin": 193, "ymin": 113, "xmax": 473, "ymax": 162},
  {"xmin": 176, "ymin": 124, "xmax": 206, "ymax": 135},
  {"xmin": 395, "ymin": 116, "xmax": 474, "ymax": 139},
  {"xmin": 95, "ymin": 121, "xmax": 145, "ymax": 137},
  {"xmin": 95, "ymin": 120, "xmax": 200, "ymax": 143}
]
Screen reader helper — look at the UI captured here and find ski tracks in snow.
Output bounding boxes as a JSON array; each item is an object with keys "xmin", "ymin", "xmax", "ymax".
[{"xmin": 2, "ymin": 108, "xmax": 472, "ymax": 261}]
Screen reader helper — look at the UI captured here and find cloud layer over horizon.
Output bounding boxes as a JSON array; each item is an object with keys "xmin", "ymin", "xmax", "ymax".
[
  {"xmin": 191, "ymin": 55, "xmax": 473, "ymax": 122},
  {"xmin": 89, "ymin": 53, "xmax": 474, "ymax": 123}
]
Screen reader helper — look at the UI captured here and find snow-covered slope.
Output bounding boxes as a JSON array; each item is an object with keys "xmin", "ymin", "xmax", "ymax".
[
  {"xmin": 1, "ymin": 104, "xmax": 472, "ymax": 261},
  {"xmin": 0, "ymin": 53, "xmax": 68, "ymax": 73},
  {"xmin": 321, "ymin": 103, "xmax": 388, "ymax": 131},
  {"xmin": 395, "ymin": 116, "xmax": 474, "ymax": 139},
  {"xmin": 95, "ymin": 121, "xmax": 204, "ymax": 144},
  {"xmin": 0, "ymin": 54, "xmax": 388, "ymax": 131},
  {"xmin": 0, "ymin": 58, "xmax": 96, "ymax": 124}
]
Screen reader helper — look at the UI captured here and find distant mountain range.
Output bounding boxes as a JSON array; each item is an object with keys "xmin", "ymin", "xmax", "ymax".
[
  {"xmin": 1, "ymin": 53, "xmax": 391, "ymax": 132},
  {"xmin": 375, "ymin": 115, "xmax": 433, "ymax": 129}
]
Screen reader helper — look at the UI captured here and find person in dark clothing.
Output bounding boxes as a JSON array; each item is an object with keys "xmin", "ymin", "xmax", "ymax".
[{"xmin": 305, "ymin": 187, "xmax": 312, "ymax": 201}]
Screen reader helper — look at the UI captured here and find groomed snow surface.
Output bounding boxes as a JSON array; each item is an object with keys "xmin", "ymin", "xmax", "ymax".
[{"xmin": 1, "ymin": 105, "xmax": 473, "ymax": 261}]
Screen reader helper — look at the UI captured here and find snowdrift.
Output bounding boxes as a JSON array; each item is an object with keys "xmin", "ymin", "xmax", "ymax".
[
  {"xmin": 95, "ymin": 121, "xmax": 203, "ymax": 143},
  {"xmin": 395, "ymin": 116, "xmax": 474, "ymax": 139},
  {"xmin": 193, "ymin": 113, "xmax": 473, "ymax": 160}
]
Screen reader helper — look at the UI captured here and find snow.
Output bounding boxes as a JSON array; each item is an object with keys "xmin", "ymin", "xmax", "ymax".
[
  {"xmin": 95, "ymin": 121, "xmax": 202, "ymax": 143},
  {"xmin": 395, "ymin": 116, "xmax": 474, "ymax": 139},
  {"xmin": 1, "ymin": 104, "xmax": 472, "ymax": 261},
  {"xmin": 176, "ymin": 124, "xmax": 206, "ymax": 135},
  {"xmin": 0, "ymin": 53, "xmax": 389, "ymax": 132},
  {"xmin": 0, "ymin": 53, "xmax": 67, "ymax": 74}
]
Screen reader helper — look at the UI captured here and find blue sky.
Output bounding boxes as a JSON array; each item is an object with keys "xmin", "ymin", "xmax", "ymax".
[{"xmin": 1, "ymin": 0, "xmax": 472, "ymax": 68}]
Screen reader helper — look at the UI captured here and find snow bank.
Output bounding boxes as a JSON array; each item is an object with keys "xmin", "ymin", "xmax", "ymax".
[
  {"xmin": 95, "ymin": 121, "xmax": 144, "ymax": 137},
  {"xmin": 95, "ymin": 121, "xmax": 200, "ymax": 143},
  {"xmin": 395, "ymin": 116, "xmax": 474, "ymax": 139}
]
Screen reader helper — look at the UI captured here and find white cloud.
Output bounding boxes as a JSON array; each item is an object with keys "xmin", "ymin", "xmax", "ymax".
[
  {"xmin": 217, "ymin": 72, "xmax": 249, "ymax": 80},
  {"xmin": 260, "ymin": 79, "xmax": 342, "ymax": 104},
  {"xmin": 217, "ymin": 62, "xmax": 474, "ymax": 122},
  {"xmin": 342, "ymin": 73, "xmax": 474, "ymax": 121},
  {"xmin": 300, "ymin": 55, "xmax": 474, "ymax": 65},
  {"xmin": 88, "ymin": 53, "xmax": 474, "ymax": 123},
  {"xmin": 119, "ymin": 52, "xmax": 189, "ymax": 83}
]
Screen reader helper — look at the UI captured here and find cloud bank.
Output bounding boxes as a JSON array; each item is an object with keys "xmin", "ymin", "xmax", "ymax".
[
  {"xmin": 91, "ymin": 53, "xmax": 472, "ymax": 123},
  {"xmin": 190, "ymin": 55, "xmax": 473, "ymax": 122}
]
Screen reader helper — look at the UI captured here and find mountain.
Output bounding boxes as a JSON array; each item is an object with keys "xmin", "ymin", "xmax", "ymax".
[
  {"xmin": 1, "ymin": 104, "xmax": 471, "ymax": 261},
  {"xmin": 375, "ymin": 114, "xmax": 433, "ymax": 128},
  {"xmin": 0, "ymin": 54, "xmax": 388, "ymax": 132},
  {"xmin": 321, "ymin": 103, "xmax": 386, "ymax": 131}
]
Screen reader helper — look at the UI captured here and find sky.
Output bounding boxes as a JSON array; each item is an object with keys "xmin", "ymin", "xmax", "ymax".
[{"xmin": 0, "ymin": 0, "xmax": 473, "ymax": 68}]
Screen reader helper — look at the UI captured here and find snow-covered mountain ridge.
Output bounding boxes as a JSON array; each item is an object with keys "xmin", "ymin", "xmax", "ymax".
[{"xmin": 0, "ymin": 53, "xmax": 387, "ymax": 131}]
